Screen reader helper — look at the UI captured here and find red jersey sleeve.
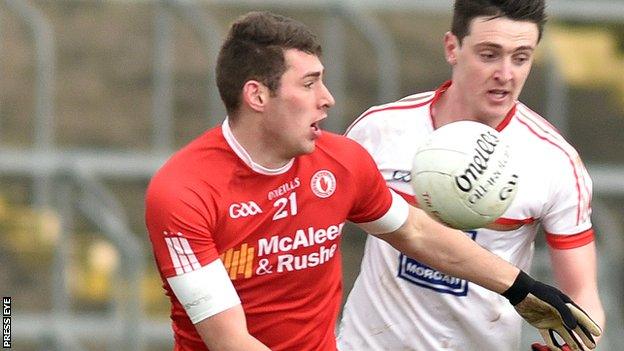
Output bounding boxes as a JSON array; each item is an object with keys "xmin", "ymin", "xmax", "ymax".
[
  {"xmin": 343, "ymin": 138, "xmax": 399, "ymax": 225},
  {"xmin": 145, "ymin": 170, "xmax": 220, "ymax": 278}
]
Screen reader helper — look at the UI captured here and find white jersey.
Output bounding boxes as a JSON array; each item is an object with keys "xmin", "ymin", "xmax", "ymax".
[{"xmin": 337, "ymin": 82, "xmax": 595, "ymax": 351}]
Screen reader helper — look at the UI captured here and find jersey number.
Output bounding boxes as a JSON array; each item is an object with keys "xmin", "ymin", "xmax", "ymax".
[{"xmin": 273, "ymin": 192, "xmax": 298, "ymax": 220}]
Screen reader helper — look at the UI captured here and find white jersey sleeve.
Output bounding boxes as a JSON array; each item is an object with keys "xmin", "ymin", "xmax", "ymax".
[
  {"xmin": 513, "ymin": 105, "xmax": 594, "ymax": 249},
  {"xmin": 541, "ymin": 152, "xmax": 593, "ymax": 235}
]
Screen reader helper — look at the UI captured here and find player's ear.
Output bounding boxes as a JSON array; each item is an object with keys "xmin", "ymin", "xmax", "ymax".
[
  {"xmin": 444, "ymin": 31, "xmax": 459, "ymax": 65},
  {"xmin": 242, "ymin": 80, "xmax": 269, "ymax": 112}
]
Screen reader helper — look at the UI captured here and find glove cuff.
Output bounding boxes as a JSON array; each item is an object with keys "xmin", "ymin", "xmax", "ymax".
[{"xmin": 502, "ymin": 270, "xmax": 535, "ymax": 305}]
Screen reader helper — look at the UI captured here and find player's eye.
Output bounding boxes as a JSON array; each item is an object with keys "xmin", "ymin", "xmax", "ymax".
[
  {"xmin": 479, "ymin": 51, "xmax": 497, "ymax": 61},
  {"xmin": 513, "ymin": 53, "xmax": 531, "ymax": 65}
]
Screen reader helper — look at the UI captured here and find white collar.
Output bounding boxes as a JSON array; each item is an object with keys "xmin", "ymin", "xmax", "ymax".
[{"xmin": 222, "ymin": 118, "xmax": 294, "ymax": 175}]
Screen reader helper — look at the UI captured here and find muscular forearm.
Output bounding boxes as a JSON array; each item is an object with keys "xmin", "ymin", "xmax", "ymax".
[
  {"xmin": 550, "ymin": 243, "xmax": 606, "ymax": 337},
  {"xmin": 200, "ymin": 333, "xmax": 271, "ymax": 351},
  {"xmin": 376, "ymin": 206, "xmax": 519, "ymax": 294},
  {"xmin": 195, "ymin": 305, "xmax": 271, "ymax": 351},
  {"xmin": 573, "ymin": 290, "xmax": 606, "ymax": 343}
]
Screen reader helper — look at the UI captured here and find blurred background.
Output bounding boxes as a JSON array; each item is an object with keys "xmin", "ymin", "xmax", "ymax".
[{"xmin": 0, "ymin": 0, "xmax": 623, "ymax": 350}]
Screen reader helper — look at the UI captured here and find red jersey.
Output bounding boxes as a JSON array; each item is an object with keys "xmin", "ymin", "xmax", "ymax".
[{"xmin": 145, "ymin": 120, "xmax": 403, "ymax": 350}]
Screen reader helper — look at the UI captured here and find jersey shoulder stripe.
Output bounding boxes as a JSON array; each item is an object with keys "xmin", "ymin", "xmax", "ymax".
[
  {"xmin": 165, "ymin": 235, "xmax": 201, "ymax": 275},
  {"xmin": 515, "ymin": 105, "xmax": 591, "ymax": 225},
  {"xmin": 398, "ymin": 91, "xmax": 435, "ymax": 103},
  {"xmin": 345, "ymin": 92, "xmax": 435, "ymax": 135},
  {"xmin": 515, "ymin": 104, "xmax": 568, "ymax": 145}
]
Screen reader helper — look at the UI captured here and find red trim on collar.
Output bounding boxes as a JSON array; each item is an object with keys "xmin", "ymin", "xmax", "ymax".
[
  {"xmin": 495, "ymin": 104, "xmax": 516, "ymax": 131},
  {"xmin": 429, "ymin": 80, "xmax": 452, "ymax": 129}
]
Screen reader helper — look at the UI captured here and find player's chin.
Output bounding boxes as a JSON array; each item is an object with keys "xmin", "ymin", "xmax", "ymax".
[
  {"xmin": 298, "ymin": 138, "xmax": 317, "ymax": 155},
  {"xmin": 484, "ymin": 105, "xmax": 512, "ymax": 120},
  {"xmin": 302, "ymin": 142, "xmax": 316, "ymax": 154}
]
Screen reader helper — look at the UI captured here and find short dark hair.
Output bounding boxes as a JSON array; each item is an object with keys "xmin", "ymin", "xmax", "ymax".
[
  {"xmin": 451, "ymin": 0, "xmax": 547, "ymax": 44},
  {"xmin": 216, "ymin": 11, "xmax": 322, "ymax": 115}
]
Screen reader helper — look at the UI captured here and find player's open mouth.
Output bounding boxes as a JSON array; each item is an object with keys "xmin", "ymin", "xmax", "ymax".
[
  {"xmin": 311, "ymin": 122, "xmax": 322, "ymax": 138},
  {"xmin": 488, "ymin": 89, "xmax": 509, "ymax": 100}
]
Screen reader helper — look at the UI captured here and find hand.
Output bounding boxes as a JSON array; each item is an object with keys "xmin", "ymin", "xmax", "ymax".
[
  {"xmin": 502, "ymin": 271, "xmax": 602, "ymax": 351},
  {"xmin": 531, "ymin": 342, "xmax": 572, "ymax": 351}
]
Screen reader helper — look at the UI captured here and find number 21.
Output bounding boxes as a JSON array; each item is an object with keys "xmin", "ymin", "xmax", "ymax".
[{"xmin": 273, "ymin": 192, "xmax": 298, "ymax": 220}]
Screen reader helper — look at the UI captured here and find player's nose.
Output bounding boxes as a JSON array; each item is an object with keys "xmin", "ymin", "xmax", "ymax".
[
  {"xmin": 494, "ymin": 58, "xmax": 514, "ymax": 83},
  {"xmin": 319, "ymin": 82, "xmax": 335, "ymax": 110}
]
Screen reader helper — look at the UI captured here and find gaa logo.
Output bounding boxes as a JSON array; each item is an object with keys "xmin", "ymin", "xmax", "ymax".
[
  {"xmin": 229, "ymin": 201, "xmax": 263, "ymax": 219},
  {"xmin": 310, "ymin": 170, "xmax": 336, "ymax": 198}
]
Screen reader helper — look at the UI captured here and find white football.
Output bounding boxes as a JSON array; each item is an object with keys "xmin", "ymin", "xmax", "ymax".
[{"xmin": 410, "ymin": 121, "xmax": 519, "ymax": 230}]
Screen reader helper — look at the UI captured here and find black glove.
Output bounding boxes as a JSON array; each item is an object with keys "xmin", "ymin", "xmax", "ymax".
[
  {"xmin": 531, "ymin": 342, "xmax": 572, "ymax": 351},
  {"xmin": 503, "ymin": 271, "xmax": 601, "ymax": 351}
]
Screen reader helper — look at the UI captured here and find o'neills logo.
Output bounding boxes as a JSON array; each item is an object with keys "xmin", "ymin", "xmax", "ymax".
[
  {"xmin": 268, "ymin": 178, "xmax": 301, "ymax": 200},
  {"xmin": 310, "ymin": 170, "xmax": 336, "ymax": 198},
  {"xmin": 455, "ymin": 131, "xmax": 500, "ymax": 192}
]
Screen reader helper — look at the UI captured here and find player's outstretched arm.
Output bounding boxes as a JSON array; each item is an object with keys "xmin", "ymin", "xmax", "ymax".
[
  {"xmin": 375, "ymin": 206, "xmax": 519, "ymax": 294},
  {"xmin": 165, "ymin": 260, "xmax": 270, "ymax": 351},
  {"xmin": 374, "ymin": 206, "xmax": 602, "ymax": 351},
  {"xmin": 194, "ymin": 305, "xmax": 271, "ymax": 351}
]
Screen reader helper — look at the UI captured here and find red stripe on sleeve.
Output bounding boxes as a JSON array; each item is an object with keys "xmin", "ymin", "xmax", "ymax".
[
  {"xmin": 545, "ymin": 229, "xmax": 595, "ymax": 250},
  {"xmin": 494, "ymin": 217, "xmax": 535, "ymax": 225}
]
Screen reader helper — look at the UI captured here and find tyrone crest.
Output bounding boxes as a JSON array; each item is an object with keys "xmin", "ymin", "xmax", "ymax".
[{"xmin": 310, "ymin": 170, "xmax": 336, "ymax": 198}]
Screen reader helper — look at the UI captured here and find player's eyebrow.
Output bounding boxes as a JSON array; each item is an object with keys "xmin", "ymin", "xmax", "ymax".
[
  {"xmin": 476, "ymin": 42, "xmax": 535, "ymax": 52},
  {"xmin": 302, "ymin": 71, "xmax": 322, "ymax": 79}
]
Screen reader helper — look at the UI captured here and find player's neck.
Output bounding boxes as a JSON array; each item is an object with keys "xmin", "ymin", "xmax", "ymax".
[
  {"xmin": 431, "ymin": 87, "xmax": 466, "ymax": 128},
  {"xmin": 228, "ymin": 116, "xmax": 293, "ymax": 170},
  {"xmin": 432, "ymin": 84, "xmax": 504, "ymax": 129}
]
